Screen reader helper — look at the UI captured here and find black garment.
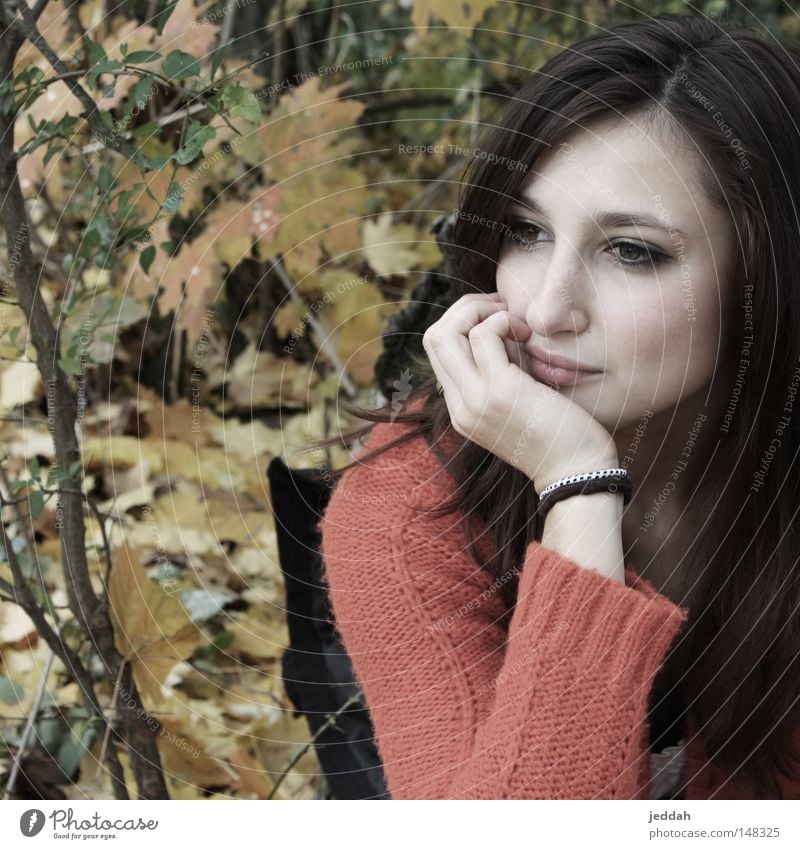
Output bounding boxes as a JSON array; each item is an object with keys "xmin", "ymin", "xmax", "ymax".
[{"xmin": 267, "ymin": 456, "xmax": 390, "ymax": 800}]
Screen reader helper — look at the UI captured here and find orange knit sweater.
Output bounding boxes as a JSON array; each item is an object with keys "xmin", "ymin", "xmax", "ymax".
[{"xmin": 318, "ymin": 400, "xmax": 799, "ymax": 800}]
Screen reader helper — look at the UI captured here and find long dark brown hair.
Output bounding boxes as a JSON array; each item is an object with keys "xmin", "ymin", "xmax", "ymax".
[{"xmin": 303, "ymin": 12, "xmax": 800, "ymax": 798}]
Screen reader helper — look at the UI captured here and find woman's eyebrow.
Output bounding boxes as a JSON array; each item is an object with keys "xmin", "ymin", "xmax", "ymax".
[{"xmin": 509, "ymin": 193, "xmax": 688, "ymax": 240}]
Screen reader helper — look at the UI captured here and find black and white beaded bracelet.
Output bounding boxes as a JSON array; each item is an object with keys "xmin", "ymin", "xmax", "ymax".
[{"xmin": 536, "ymin": 467, "xmax": 632, "ymax": 520}]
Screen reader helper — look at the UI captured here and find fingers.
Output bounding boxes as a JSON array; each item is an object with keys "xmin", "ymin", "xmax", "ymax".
[
  {"xmin": 423, "ymin": 293, "xmax": 508, "ymax": 398},
  {"xmin": 470, "ymin": 311, "xmax": 531, "ymax": 375},
  {"xmin": 448, "ymin": 294, "xmax": 509, "ymax": 337}
]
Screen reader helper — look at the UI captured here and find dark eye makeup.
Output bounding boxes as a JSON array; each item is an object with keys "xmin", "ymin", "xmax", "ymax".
[{"xmin": 502, "ymin": 217, "xmax": 670, "ymax": 270}]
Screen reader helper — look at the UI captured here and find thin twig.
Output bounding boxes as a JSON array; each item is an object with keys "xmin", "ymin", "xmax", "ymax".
[
  {"xmin": 325, "ymin": 0, "xmax": 341, "ymax": 69},
  {"xmin": 266, "ymin": 691, "xmax": 363, "ymax": 800},
  {"xmin": 217, "ymin": 0, "xmax": 236, "ymax": 48},
  {"xmin": 98, "ymin": 658, "xmax": 126, "ymax": 770},
  {"xmin": 85, "ymin": 496, "xmax": 117, "ymax": 602}
]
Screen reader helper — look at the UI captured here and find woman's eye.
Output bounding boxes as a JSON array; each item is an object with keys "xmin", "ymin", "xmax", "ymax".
[
  {"xmin": 503, "ymin": 219, "xmax": 546, "ymax": 250},
  {"xmin": 611, "ymin": 241, "xmax": 667, "ymax": 268},
  {"xmin": 503, "ymin": 219, "xmax": 667, "ymax": 270}
]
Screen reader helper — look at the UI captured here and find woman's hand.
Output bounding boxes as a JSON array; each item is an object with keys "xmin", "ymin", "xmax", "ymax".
[{"xmin": 422, "ymin": 292, "xmax": 619, "ymax": 491}]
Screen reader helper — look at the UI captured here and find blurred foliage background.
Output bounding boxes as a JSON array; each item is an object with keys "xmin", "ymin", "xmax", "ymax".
[{"xmin": 0, "ymin": 0, "xmax": 798, "ymax": 801}]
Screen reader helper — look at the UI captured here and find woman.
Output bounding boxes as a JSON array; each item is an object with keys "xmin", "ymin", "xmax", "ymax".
[{"xmin": 309, "ymin": 13, "xmax": 800, "ymax": 799}]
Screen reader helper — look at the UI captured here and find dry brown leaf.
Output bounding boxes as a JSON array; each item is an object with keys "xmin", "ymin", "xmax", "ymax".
[
  {"xmin": 108, "ymin": 543, "xmax": 202, "ymax": 709},
  {"xmin": 156, "ymin": 724, "xmax": 232, "ymax": 790},
  {"xmin": 228, "ymin": 745, "xmax": 277, "ymax": 799},
  {"xmin": 206, "ymin": 417, "xmax": 286, "ymax": 462},
  {"xmin": 212, "ymin": 342, "xmax": 319, "ymax": 410},
  {"xmin": 81, "ymin": 435, "xmax": 165, "ymax": 473}
]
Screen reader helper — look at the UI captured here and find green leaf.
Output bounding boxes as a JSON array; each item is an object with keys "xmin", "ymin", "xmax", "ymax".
[
  {"xmin": 57, "ymin": 719, "xmax": 95, "ymax": 779},
  {"xmin": 125, "ymin": 50, "xmax": 161, "ymax": 64},
  {"xmin": 126, "ymin": 74, "xmax": 157, "ymax": 120},
  {"xmin": 118, "ymin": 225, "xmax": 153, "ymax": 244},
  {"xmin": 30, "ymin": 456, "xmax": 41, "ymax": 482},
  {"xmin": 87, "ymin": 47, "xmax": 124, "ymax": 89},
  {"xmin": 1, "ymin": 90, "xmax": 16, "ymax": 115},
  {"xmin": 131, "ymin": 119, "xmax": 158, "ymax": 139},
  {"xmin": 8, "ymin": 479, "xmax": 30, "ymax": 495},
  {"xmin": 221, "ymin": 84, "xmax": 261, "ymax": 124},
  {"xmin": 118, "ymin": 183, "xmax": 145, "ymax": 217},
  {"xmin": 28, "ymin": 489, "xmax": 44, "ymax": 520},
  {"xmin": 162, "ymin": 50, "xmax": 200, "ymax": 81},
  {"xmin": 139, "ymin": 244, "xmax": 156, "ymax": 274},
  {"xmin": 86, "ymin": 39, "xmax": 108, "ymax": 66},
  {"xmin": 97, "ymin": 164, "xmax": 114, "ymax": 195},
  {"xmin": 43, "ymin": 141, "xmax": 67, "ymax": 167},
  {"xmin": 139, "ymin": 153, "xmax": 171, "ymax": 170},
  {"xmin": 59, "ymin": 355, "xmax": 82, "ymax": 376},
  {"xmin": 173, "ymin": 120, "xmax": 216, "ymax": 165},
  {"xmin": 0, "ymin": 676, "xmax": 25, "ymax": 706},
  {"xmin": 157, "ymin": 0, "xmax": 179, "ymax": 36},
  {"xmin": 210, "ymin": 42, "xmax": 232, "ymax": 82},
  {"xmin": 15, "ymin": 65, "xmax": 45, "ymax": 87},
  {"xmin": 162, "ymin": 180, "xmax": 185, "ymax": 213}
]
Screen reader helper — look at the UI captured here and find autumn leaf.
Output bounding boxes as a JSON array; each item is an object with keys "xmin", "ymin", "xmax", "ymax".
[
  {"xmin": 158, "ymin": 237, "xmax": 223, "ymax": 341},
  {"xmin": 237, "ymin": 78, "xmax": 373, "ymax": 279},
  {"xmin": 108, "ymin": 543, "xmax": 202, "ymax": 709},
  {"xmin": 320, "ymin": 270, "xmax": 402, "ymax": 385},
  {"xmin": 411, "ymin": 0, "xmax": 500, "ymax": 35},
  {"xmin": 361, "ymin": 212, "xmax": 443, "ymax": 276}
]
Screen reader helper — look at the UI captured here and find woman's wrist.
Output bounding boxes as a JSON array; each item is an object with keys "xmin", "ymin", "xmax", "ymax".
[
  {"xmin": 540, "ymin": 491, "xmax": 626, "ymax": 584},
  {"xmin": 531, "ymin": 449, "xmax": 622, "ymax": 493}
]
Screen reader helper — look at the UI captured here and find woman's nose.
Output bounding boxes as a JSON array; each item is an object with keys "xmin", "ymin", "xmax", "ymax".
[{"xmin": 525, "ymin": 249, "xmax": 591, "ymax": 335}]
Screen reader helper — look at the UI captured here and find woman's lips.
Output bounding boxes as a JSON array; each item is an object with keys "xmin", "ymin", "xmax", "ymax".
[{"xmin": 525, "ymin": 346, "xmax": 602, "ymax": 387}]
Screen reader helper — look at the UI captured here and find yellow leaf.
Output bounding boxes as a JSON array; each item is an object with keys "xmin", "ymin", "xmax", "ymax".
[
  {"xmin": 322, "ymin": 272, "xmax": 402, "ymax": 385},
  {"xmin": 214, "ymin": 342, "xmax": 319, "ymax": 410},
  {"xmin": 204, "ymin": 199, "xmax": 279, "ymax": 268},
  {"xmin": 108, "ymin": 543, "xmax": 202, "ymax": 709},
  {"xmin": 412, "ymin": 0, "xmax": 500, "ymax": 35},
  {"xmin": 362, "ymin": 212, "xmax": 443, "ymax": 276},
  {"xmin": 81, "ymin": 435, "xmax": 165, "ymax": 473},
  {"xmin": 239, "ymin": 78, "xmax": 372, "ymax": 273},
  {"xmin": 229, "ymin": 614, "xmax": 289, "ymax": 661},
  {"xmin": 158, "ymin": 239, "xmax": 222, "ymax": 342},
  {"xmin": 271, "ymin": 300, "xmax": 308, "ymax": 338}
]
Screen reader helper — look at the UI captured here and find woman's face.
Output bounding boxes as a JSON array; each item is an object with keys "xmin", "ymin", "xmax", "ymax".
[{"xmin": 495, "ymin": 115, "xmax": 736, "ymax": 435}]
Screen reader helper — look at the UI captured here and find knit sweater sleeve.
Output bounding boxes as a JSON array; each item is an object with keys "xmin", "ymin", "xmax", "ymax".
[{"xmin": 318, "ymin": 427, "xmax": 690, "ymax": 800}]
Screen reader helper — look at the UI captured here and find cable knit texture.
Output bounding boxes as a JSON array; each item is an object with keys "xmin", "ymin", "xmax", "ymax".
[{"xmin": 318, "ymin": 399, "xmax": 799, "ymax": 799}]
